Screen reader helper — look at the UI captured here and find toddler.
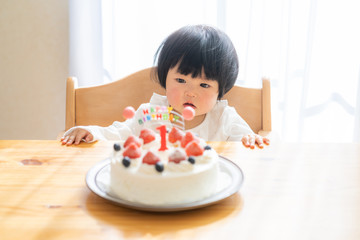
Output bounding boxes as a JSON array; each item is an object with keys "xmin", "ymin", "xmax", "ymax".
[{"xmin": 61, "ymin": 25, "xmax": 270, "ymax": 148}]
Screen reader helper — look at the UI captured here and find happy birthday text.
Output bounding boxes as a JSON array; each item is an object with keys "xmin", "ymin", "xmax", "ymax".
[{"xmin": 138, "ymin": 106, "xmax": 180, "ymax": 125}]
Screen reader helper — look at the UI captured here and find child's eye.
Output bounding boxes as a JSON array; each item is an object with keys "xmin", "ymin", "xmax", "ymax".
[
  {"xmin": 200, "ymin": 83, "xmax": 210, "ymax": 88},
  {"xmin": 176, "ymin": 78, "xmax": 186, "ymax": 83}
]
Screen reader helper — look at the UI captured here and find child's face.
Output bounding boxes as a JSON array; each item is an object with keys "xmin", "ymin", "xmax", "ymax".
[{"xmin": 165, "ymin": 65, "xmax": 219, "ymax": 121}]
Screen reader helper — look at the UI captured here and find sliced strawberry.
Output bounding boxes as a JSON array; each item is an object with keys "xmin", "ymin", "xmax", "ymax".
[
  {"xmin": 181, "ymin": 131, "xmax": 199, "ymax": 148},
  {"xmin": 124, "ymin": 135, "xmax": 142, "ymax": 148},
  {"xmin": 139, "ymin": 128, "xmax": 156, "ymax": 144},
  {"xmin": 185, "ymin": 141, "xmax": 204, "ymax": 156},
  {"xmin": 123, "ymin": 142, "xmax": 142, "ymax": 159},
  {"xmin": 168, "ymin": 149, "xmax": 187, "ymax": 163},
  {"xmin": 168, "ymin": 127, "xmax": 185, "ymax": 143},
  {"xmin": 142, "ymin": 150, "xmax": 160, "ymax": 165}
]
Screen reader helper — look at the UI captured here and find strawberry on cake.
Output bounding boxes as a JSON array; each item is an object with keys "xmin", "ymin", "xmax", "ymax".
[{"xmin": 109, "ymin": 127, "xmax": 219, "ymax": 205}]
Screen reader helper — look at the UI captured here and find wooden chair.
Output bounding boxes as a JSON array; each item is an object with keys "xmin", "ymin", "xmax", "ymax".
[{"xmin": 65, "ymin": 68, "xmax": 271, "ymax": 135}]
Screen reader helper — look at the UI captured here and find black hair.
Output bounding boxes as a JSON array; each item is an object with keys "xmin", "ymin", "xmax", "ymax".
[{"xmin": 153, "ymin": 25, "xmax": 239, "ymax": 99}]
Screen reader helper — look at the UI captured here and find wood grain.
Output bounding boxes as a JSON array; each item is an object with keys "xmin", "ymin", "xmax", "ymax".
[{"xmin": 0, "ymin": 140, "xmax": 359, "ymax": 240}]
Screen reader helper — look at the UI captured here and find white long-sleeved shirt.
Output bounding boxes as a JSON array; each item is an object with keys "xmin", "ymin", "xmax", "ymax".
[{"xmin": 64, "ymin": 93, "xmax": 253, "ymax": 141}]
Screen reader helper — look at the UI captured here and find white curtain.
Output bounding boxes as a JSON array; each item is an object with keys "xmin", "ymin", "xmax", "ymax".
[
  {"xmin": 69, "ymin": 0, "xmax": 360, "ymax": 142},
  {"xmin": 69, "ymin": 0, "xmax": 103, "ymax": 86}
]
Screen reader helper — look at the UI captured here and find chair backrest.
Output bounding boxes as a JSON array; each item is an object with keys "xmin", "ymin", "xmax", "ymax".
[{"xmin": 66, "ymin": 68, "xmax": 271, "ymax": 134}]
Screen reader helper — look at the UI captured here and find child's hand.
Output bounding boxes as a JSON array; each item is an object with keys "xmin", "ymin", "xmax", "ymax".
[
  {"xmin": 242, "ymin": 134, "xmax": 270, "ymax": 149},
  {"xmin": 61, "ymin": 129, "xmax": 93, "ymax": 145}
]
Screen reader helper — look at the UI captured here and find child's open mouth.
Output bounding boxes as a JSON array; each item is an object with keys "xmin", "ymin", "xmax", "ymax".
[{"xmin": 183, "ymin": 102, "xmax": 196, "ymax": 109}]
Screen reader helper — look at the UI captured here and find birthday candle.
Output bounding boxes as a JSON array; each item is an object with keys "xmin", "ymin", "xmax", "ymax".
[{"xmin": 156, "ymin": 125, "xmax": 168, "ymax": 151}]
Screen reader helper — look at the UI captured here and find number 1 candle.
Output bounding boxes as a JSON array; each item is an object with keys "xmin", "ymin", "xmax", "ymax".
[{"xmin": 156, "ymin": 125, "xmax": 168, "ymax": 151}]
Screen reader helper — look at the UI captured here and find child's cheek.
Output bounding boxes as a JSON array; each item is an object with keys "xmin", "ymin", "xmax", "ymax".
[{"xmin": 166, "ymin": 88, "xmax": 180, "ymax": 106}]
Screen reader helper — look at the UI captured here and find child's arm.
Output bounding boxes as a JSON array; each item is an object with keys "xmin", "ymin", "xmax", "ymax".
[
  {"xmin": 60, "ymin": 119, "xmax": 136, "ymax": 146},
  {"xmin": 61, "ymin": 128, "xmax": 93, "ymax": 145},
  {"xmin": 241, "ymin": 134, "xmax": 270, "ymax": 149},
  {"xmin": 60, "ymin": 103, "xmax": 150, "ymax": 146},
  {"xmin": 221, "ymin": 108, "xmax": 270, "ymax": 148}
]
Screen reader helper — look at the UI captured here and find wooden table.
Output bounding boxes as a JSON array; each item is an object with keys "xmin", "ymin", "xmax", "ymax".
[{"xmin": 0, "ymin": 140, "xmax": 359, "ymax": 240}]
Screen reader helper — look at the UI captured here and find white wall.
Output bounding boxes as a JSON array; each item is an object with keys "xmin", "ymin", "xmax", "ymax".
[{"xmin": 0, "ymin": 0, "xmax": 68, "ymax": 140}]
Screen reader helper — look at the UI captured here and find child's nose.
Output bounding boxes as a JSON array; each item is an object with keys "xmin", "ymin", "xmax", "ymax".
[{"xmin": 185, "ymin": 89, "xmax": 196, "ymax": 97}]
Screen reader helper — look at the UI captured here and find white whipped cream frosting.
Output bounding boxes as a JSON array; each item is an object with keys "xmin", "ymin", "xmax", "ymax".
[{"xmin": 109, "ymin": 133, "xmax": 219, "ymax": 205}]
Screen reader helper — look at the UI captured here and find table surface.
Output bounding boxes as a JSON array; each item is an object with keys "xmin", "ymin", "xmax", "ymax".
[{"xmin": 0, "ymin": 140, "xmax": 359, "ymax": 240}]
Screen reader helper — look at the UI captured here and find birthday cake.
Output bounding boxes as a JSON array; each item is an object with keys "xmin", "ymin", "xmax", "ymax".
[{"xmin": 109, "ymin": 127, "xmax": 220, "ymax": 205}]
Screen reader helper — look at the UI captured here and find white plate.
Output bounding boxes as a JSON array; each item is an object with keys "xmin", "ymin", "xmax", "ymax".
[{"xmin": 86, "ymin": 156, "xmax": 244, "ymax": 212}]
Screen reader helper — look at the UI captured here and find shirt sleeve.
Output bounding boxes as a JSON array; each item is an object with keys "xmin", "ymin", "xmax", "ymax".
[
  {"xmin": 221, "ymin": 107, "xmax": 254, "ymax": 141},
  {"xmin": 62, "ymin": 120, "xmax": 134, "ymax": 142},
  {"xmin": 62, "ymin": 103, "xmax": 151, "ymax": 142}
]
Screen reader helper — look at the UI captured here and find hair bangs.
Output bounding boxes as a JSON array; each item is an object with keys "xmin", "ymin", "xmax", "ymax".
[{"xmin": 176, "ymin": 38, "xmax": 220, "ymax": 81}]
